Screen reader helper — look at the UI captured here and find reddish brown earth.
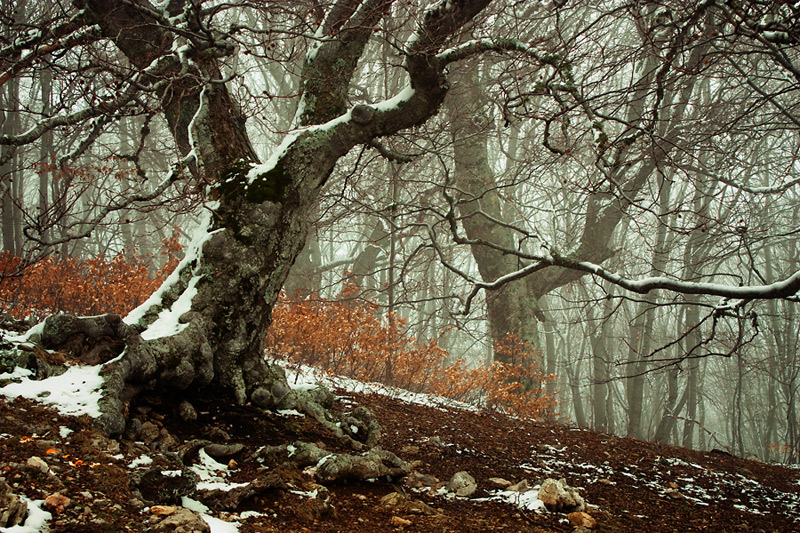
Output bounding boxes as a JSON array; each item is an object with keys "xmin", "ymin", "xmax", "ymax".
[{"xmin": 1, "ymin": 385, "xmax": 798, "ymax": 532}]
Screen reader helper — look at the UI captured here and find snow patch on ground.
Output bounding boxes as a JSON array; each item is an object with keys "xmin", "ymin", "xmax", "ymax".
[
  {"xmin": 488, "ymin": 488, "xmax": 547, "ymax": 513},
  {"xmin": 0, "ymin": 496, "xmax": 51, "ymax": 533},
  {"xmin": 182, "ymin": 497, "xmax": 240, "ymax": 533},
  {"xmin": 521, "ymin": 442, "xmax": 800, "ymax": 521},
  {"xmin": 191, "ymin": 449, "xmax": 248, "ymax": 492},
  {"xmin": 278, "ymin": 360, "xmax": 479, "ymax": 413},
  {"xmin": 0, "ymin": 363, "xmax": 104, "ymax": 417},
  {"xmin": 128, "ymin": 455, "xmax": 153, "ymax": 468}
]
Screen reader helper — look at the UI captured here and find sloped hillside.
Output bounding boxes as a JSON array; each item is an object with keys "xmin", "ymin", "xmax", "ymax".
[{"xmin": 1, "ymin": 368, "xmax": 798, "ymax": 532}]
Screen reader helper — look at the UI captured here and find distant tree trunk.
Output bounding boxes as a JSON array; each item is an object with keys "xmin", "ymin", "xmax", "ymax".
[
  {"xmin": 588, "ymin": 285, "xmax": 614, "ymax": 432},
  {"xmin": 567, "ymin": 335, "xmax": 588, "ymax": 428},
  {"xmin": 38, "ymin": 60, "xmax": 54, "ymax": 245},
  {"xmin": 654, "ymin": 364, "xmax": 685, "ymax": 445},
  {"xmin": 681, "ymin": 302, "xmax": 701, "ymax": 449},
  {"xmin": 626, "ymin": 175, "xmax": 673, "ymax": 439},
  {"xmin": 447, "ymin": 63, "xmax": 543, "ymax": 367},
  {"xmin": 348, "ymin": 219, "xmax": 388, "ymax": 292},
  {"xmin": 1, "ymin": 0, "xmax": 23, "ymax": 255},
  {"xmin": 283, "ymin": 232, "xmax": 323, "ymax": 299}
]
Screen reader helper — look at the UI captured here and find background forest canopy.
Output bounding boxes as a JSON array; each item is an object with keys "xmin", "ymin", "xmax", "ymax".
[{"xmin": 0, "ymin": 0, "xmax": 799, "ymax": 465}]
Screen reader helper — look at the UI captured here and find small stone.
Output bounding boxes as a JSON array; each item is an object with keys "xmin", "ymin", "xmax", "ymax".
[
  {"xmin": 568, "ymin": 511, "xmax": 597, "ymax": 529},
  {"xmin": 250, "ymin": 387, "xmax": 273, "ymax": 408},
  {"xmin": 204, "ymin": 443, "xmax": 244, "ymax": 458},
  {"xmin": 404, "ymin": 471, "xmax": 439, "ymax": 489},
  {"xmin": 177, "ymin": 401, "xmax": 198, "ymax": 422},
  {"xmin": 89, "ymin": 435, "xmax": 119, "ymax": 455},
  {"xmin": 667, "ymin": 481, "xmax": 679, "ymax": 489},
  {"xmin": 43, "ymin": 493, "xmax": 71, "ymax": 515},
  {"xmin": 506, "ymin": 479, "xmax": 530, "ymax": 492},
  {"xmin": 0, "ymin": 478, "xmax": 28, "ymax": 527},
  {"xmin": 380, "ymin": 492, "xmax": 404, "ymax": 508},
  {"xmin": 26, "ymin": 456, "xmax": 49, "ymax": 474},
  {"xmin": 488, "ymin": 477, "xmax": 512, "ymax": 488},
  {"xmin": 597, "ymin": 478, "xmax": 612, "ymax": 485},
  {"xmin": 137, "ymin": 469, "xmax": 197, "ymax": 505},
  {"xmin": 664, "ymin": 488, "xmax": 685, "ymax": 500},
  {"xmin": 446, "ymin": 471, "xmax": 477, "ymax": 497},
  {"xmin": 270, "ymin": 380, "xmax": 291, "ymax": 403},
  {"xmin": 92, "ymin": 498, "xmax": 111, "ymax": 509},
  {"xmin": 158, "ymin": 428, "xmax": 179, "ymax": 450},
  {"xmin": 140, "ymin": 422, "xmax": 160, "ymax": 445},
  {"xmin": 152, "ymin": 507, "xmax": 210, "ymax": 533},
  {"xmin": 124, "ymin": 418, "xmax": 143, "ymax": 440},
  {"xmin": 538, "ymin": 478, "xmax": 585, "ymax": 513},
  {"xmin": 399, "ymin": 445, "xmax": 419, "ymax": 455},
  {"xmin": 227, "ymin": 459, "xmax": 238, "ymax": 469},
  {"xmin": 205, "ymin": 427, "xmax": 230, "ymax": 442},
  {"xmin": 390, "ymin": 516, "xmax": 412, "ymax": 528},
  {"xmin": 150, "ymin": 505, "xmax": 177, "ymax": 516}
]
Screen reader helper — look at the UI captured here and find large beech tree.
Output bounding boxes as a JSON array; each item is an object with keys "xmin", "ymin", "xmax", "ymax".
[{"xmin": 2, "ymin": 0, "xmax": 534, "ymax": 438}]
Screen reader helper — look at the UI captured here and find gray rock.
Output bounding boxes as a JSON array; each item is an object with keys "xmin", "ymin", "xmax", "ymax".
[
  {"xmin": 203, "ymin": 443, "xmax": 244, "ymax": 458},
  {"xmin": 270, "ymin": 380, "xmax": 291, "ymax": 404},
  {"xmin": 151, "ymin": 507, "xmax": 211, "ymax": 533},
  {"xmin": 249, "ymin": 387, "xmax": 273, "ymax": 408},
  {"xmin": 137, "ymin": 469, "xmax": 197, "ymax": 505},
  {"xmin": 538, "ymin": 478, "xmax": 585, "ymax": 513},
  {"xmin": 488, "ymin": 477, "xmax": 512, "ymax": 489},
  {"xmin": 177, "ymin": 401, "xmax": 198, "ymax": 422},
  {"xmin": 0, "ymin": 478, "xmax": 28, "ymax": 528},
  {"xmin": 507, "ymin": 479, "xmax": 530, "ymax": 492},
  {"xmin": 447, "ymin": 471, "xmax": 477, "ymax": 497},
  {"xmin": 124, "ymin": 418, "xmax": 143, "ymax": 440},
  {"xmin": 26, "ymin": 456, "xmax": 50, "ymax": 475}
]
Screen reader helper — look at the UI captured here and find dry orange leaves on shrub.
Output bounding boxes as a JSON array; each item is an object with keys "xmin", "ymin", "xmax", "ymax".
[
  {"xmin": 0, "ymin": 233, "xmax": 181, "ymax": 320},
  {"xmin": 2, "ymin": 243, "xmax": 555, "ymax": 419},
  {"xmin": 267, "ymin": 284, "xmax": 557, "ymax": 420}
]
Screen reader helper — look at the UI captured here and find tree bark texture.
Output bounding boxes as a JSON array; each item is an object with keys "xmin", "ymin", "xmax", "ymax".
[{"xmin": 32, "ymin": 0, "xmax": 494, "ymax": 436}]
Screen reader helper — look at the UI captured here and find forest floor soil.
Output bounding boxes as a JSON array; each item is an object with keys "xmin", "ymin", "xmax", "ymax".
[{"xmin": 1, "ymin": 378, "xmax": 798, "ymax": 532}]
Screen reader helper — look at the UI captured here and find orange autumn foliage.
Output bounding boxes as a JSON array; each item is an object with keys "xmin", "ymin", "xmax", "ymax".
[
  {"xmin": 1, "ymin": 241, "xmax": 555, "ymax": 419},
  {"xmin": 0, "ymin": 234, "xmax": 181, "ymax": 321},
  {"xmin": 267, "ymin": 284, "xmax": 556, "ymax": 420}
]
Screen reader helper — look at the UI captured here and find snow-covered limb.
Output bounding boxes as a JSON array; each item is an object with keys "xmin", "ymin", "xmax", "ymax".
[
  {"xmin": 125, "ymin": 208, "xmax": 217, "ymax": 337},
  {"xmin": 441, "ymin": 233, "xmax": 800, "ymax": 314},
  {"xmin": 683, "ymin": 164, "xmax": 800, "ymax": 195},
  {"xmin": 571, "ymin": 260, "xmax": 800, "ymax": 300},
  {"xmin": 0, "ymin": 101, "xmax": 117, "ymax": 147},
  {"xmin": 436, "ymin": 37, "xmax": 551, "ymax": 66},
  {"xmin": 0, "ymin": 23, "xmax": 102, "ymax": 88}
]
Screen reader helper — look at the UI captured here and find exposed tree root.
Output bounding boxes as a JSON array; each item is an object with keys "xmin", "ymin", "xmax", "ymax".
[{"xmin": 3, "ymin": 312, "xmax": 407, "ymax": 486}]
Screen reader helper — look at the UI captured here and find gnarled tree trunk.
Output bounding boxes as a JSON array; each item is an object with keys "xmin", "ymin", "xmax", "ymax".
[{"xmin": 15, "ymin": 0, "xmax": 494, "ymax": 439}]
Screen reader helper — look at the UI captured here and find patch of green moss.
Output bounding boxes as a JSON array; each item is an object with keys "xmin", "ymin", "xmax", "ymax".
[
  {"xmin": 247, "ymin": 162, "xmax": 291, "ymax": 203},
  {"xmin": 215, "ymin": 160, "xmax": 290, "ymax": 204}
]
